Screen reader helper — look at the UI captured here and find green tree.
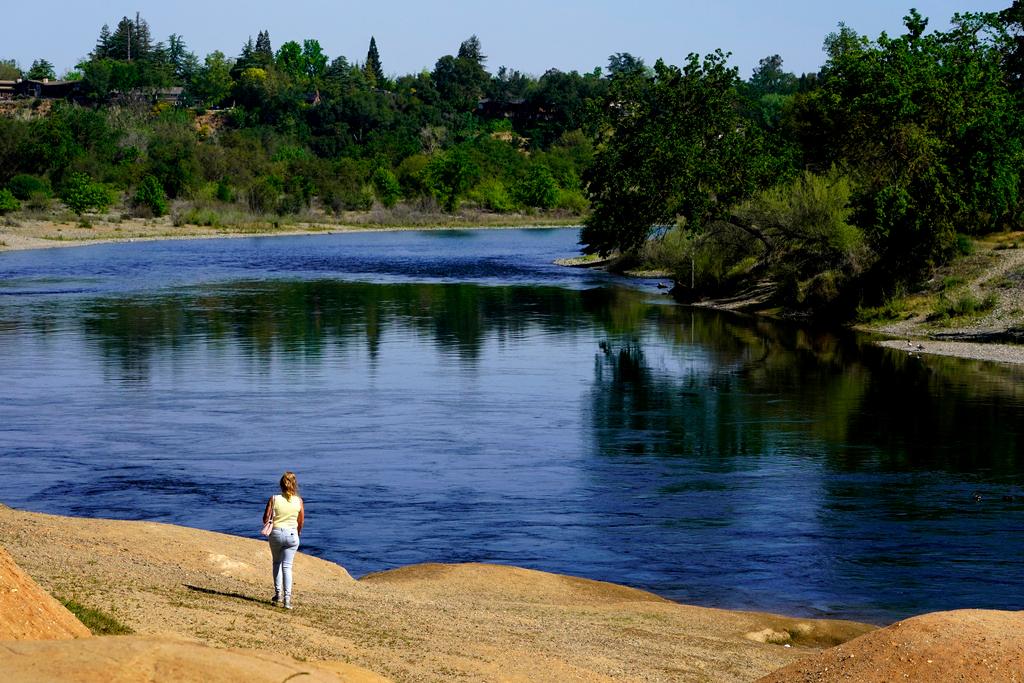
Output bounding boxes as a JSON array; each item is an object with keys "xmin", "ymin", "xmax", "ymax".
[
  {"xmin": 433, "ymin": 36, "xmax": 490, "ymax": 112},
  {"xmin": 7, "ymin": 174, "xmax": 51, "ymax": 200},
  {"xmin": 103, "ymin": 13, "xmax": 153, "ymax": 62},
  {"xmin": 582, "ymin": 52, "xmax": 777, "ymax": 255},
  {"xmin": 166, "ymin": 34, "xmax": 198, "ymax": 83},
  {"xmin": 26, "ymin": 59, "xmax": 56, "ymax": 81},
  {"xmin": 525, "ymin": 68, "xmax": 606, "ymax": 146},
  {"xmin": 0, "ymin": 59, "xmax": 20, "ymax": 80},
  {"xmin": 747, "ymin": 55, "xmax": 798, "ymax": 97},
  {"xmin": 486, "ymin": 66, "xmax": 534, "ymax": 105},
  {"xmin": 607, "ymin": 53, "xmax": 647, "ymax": 79},
  {"xmin": 26, "ymin": 103, "xmax": 115, "ymax": 182},
  {"xmin": 302, "ymin": 39, "xmax": 328, "ymax": 90},
  {"xmin": 1003, "ymin": 2, "xmax": 1024, "ymax": 89},
  {"xmin": 191, "ymin": 51, "xmax": 234, "ymax": 107},
  {"xmin": 514, "ymin": 165, "xmax": 558, "ymax": 209},
  {"xmin": 276, "ymin": 41, "xmax": 304, "ymax": 82},
  {"xmin": 146, "ymin": 114, "xmax": 201, "ymax": 198},
  {"xmin": 426, "ymin": 149, "xmax": 479, "ymax": 211},
  {"xmin": 805, "ymin": 10, "xmax": 1022, "ymax": 274}
]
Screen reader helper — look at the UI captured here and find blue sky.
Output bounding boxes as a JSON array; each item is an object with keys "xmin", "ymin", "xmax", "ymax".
[{"xmin": 5, "ymin": 1, "xmax": 1010, "ymax": 79}]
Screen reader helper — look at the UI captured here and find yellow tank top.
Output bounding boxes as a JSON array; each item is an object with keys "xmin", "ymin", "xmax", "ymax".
[{"xmin": 272, "ymin": 494, "xmax": 302, "ymax": 530}]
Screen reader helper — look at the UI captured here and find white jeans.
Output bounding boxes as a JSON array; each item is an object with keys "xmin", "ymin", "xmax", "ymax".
[{"xmin": 269, "ymin": 527, "xmax": 300, "ymax": 599}]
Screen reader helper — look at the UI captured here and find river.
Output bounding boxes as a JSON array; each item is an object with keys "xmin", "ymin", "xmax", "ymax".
[{"xmin": 1, "ymin": 227, "xmax": 1022, "ymax": 624}]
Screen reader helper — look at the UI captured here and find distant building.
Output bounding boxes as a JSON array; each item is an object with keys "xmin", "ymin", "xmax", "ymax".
[
  {"xmin": 0, "ymin": 77, "xmax": 189, "ymax": 107},
  {"xmin": 477, "ymin": 98, "xmax": 553, "ymax": 125},
  {"xmin": 13, "ymin": 79, "xmax": 81, "ymax": 99},
  {"xmin": 154, "ymin": 87, "xmax": 185, "ymax": 105}
]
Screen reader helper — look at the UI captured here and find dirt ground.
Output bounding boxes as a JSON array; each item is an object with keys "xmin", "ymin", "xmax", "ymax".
[
  {"xmin": 0, "ymin": 504, "xmax": 873, "ymax": 683},
  {"xmin": 756, "ymin": 610, "xmax": 1024, "ymax": 683}
]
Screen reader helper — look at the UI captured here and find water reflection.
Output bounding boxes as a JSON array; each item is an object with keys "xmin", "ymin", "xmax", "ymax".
[
  {"xmin": 64, "ymin": 281, "xmax": 596, "ymax": 373},
  {"xmin": 1, "ymin": 259, "xmax": 1023, "ymax": 622},
  {"xmin": 585, "ymin": 311, "xmax": 1024, "ymax": 618}
]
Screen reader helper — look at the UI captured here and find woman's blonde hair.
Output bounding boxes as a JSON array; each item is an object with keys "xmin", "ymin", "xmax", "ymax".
[{"xmin": 280, "ymin": 471, "xmax": 299, "ymax": 500}]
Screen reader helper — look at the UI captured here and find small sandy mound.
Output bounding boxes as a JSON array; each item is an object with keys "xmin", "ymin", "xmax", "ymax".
[
  {"xmin": 0, "ymin": 546, "xmax": 91, "ymax": 640},
  {"xmin": 756, "ymin": 609, "xmax": 1024, "ymax": 682},
  {"xmin": 0, "ymin": 635, "xmax": 390, "ymax": 683},
  {"xmin": 363, "ymin": 562, "xmax": 672, "ymax": 606}
]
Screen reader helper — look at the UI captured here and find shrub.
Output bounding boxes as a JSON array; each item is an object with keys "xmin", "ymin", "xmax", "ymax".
[
  {"xmin": 396, "ymin": 154, "xmax": 431, "ymax": 199},
  {"xmin": 737, "ymin": 170, "xmax": 867, "ymax": 278},
  {"xmin": 215, "ymin": 178, "xmax": 235, "ymax": 203},
  {"xmin": 247, "ymin": 176, "xmax": 283, "ymax": 215},
  {"xmin": 279, "ymin": 174, "xmax": 314, "ymax": 214},
  {"xmin": 470, "ymin": 179, "xmax": 517, "ymax": 213},
  {"xmin": 133, "ymin": 175, "xmax": 168, "ymax": 217},
  {"xmin": 320, "ymin": 181, "xmax": 374, "ymax": 213},
  {"xmin": 955, "ymin": 233, "xmax": 975, "ymax": 256},
  {"xmin": 372, "ymin": 168, "xmax": 401, "ymax": 208},
  {"xmin": 641, "ymin": 226, "xmax": 695, "ymax": 275},
  {"xmin": 799, "ymin": 270, "xmax": 842, "ymax": 308},
  {"xmin": 554, "ymin": 188, "xmax": 589, "ymax": 215},
  {"xmin": 26, "ymin": 191, "xmax": 50, "ymax": 211},
  {"xmin": 8, "ymin": 174, "xmax": 51, "ymax": 200},
  {"xmin": 0, "ymin": 188, "xmax": 20, "ymax": 214},
  {"xmin": 59, "ymin": 173, "xmax": 113, "ymax": 215},
  {"xmin": 174, "ymin": 206, "xmax": 223, "ymax": 227},
  {"xmin": 425, "ymin": 150, "xmax": 479, "ymax": 212},
  {"xmin": 514, "ymin": 165, "xmax": 559, "ymax": 209},
  {"xmin": 929, "ymin": 292, "xmax": 997, "ymax": 321}
]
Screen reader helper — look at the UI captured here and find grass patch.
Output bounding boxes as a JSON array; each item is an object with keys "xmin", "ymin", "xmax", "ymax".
[
  {"xmin": 927, "ymin": 292, "xmax": 997, "ymax": 322},
  {"xmin": 941, "ymin": 276, "xmax": 965, "ymax": 291},
  {"xmin": 984, "ymin": 229, "xmax": 1024, "ymax": 250},
  {"xmin": 59, "ymin": 598, "xmax": 134, "ymax": 635},
  {"xmin": 856, "ymin": 297, "xmax": 911, "ymax": 323}
]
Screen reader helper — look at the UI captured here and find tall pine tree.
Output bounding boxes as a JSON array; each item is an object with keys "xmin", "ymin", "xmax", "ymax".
[
  {"xmin": 94, "ymin": 24, "xmax": 113, "ymax": 59},
  {"xmin": 105, "ymin": 13, "xmax": 153, "ymax": 62},
  {"xmin": 365, "ymin": 36, "xmax": 384, "ymax": 87},
  {"xmin": 254, "ymin": 30, "xmax": 274, "ymax": 67}
]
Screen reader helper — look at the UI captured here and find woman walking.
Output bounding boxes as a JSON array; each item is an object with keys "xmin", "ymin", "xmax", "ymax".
[{"xmin": 263, "ymin": 471, "xmax": 304, "ymax": 609}]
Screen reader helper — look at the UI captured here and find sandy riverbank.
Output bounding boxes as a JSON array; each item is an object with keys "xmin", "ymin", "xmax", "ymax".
[
  {"xmin": 0, "ymin": 215, "xmax": 580, "ymax": 254},
  {"xmin": 5, "ymin": 504, "xmax": 1022, "ymax": 682},
  {"xmin": 0, "ymin": 504, "xmax": 875, "ymax": 682}
]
